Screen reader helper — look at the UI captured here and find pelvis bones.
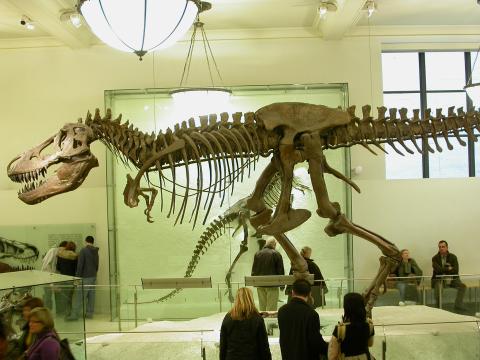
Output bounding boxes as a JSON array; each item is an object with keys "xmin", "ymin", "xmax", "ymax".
[{"xmin": 8, "ymin": 102, "xmax": 480, "ymax": 314}]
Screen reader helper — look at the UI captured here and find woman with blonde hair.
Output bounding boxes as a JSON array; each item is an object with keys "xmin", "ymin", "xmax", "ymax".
[
  {"xmin": 220, "ymin": 287, "xmax": 271, "ymax": 360},
  {"xmin": 25, "ymin": 307, "xmax": 60, "ymax": 359}
]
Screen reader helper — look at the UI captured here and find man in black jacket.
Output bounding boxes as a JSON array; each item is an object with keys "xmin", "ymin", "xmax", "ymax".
[
  {"xmin": 431, "ymin": 240, "xmax": 466, "ymax": 311},
  {"xmin": 278, "ymin": 279, "xmax": 328, "ymax": 360},
  {"xmin": 251, "ymin": 238, "xmax": 285, "ymax": 311}
]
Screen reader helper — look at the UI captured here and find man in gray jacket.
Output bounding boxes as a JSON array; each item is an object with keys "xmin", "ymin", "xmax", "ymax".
[
  {"xmin": 251, "ymin": 238, "xmax": 285, "ymax": 311},
  {"xmin": 68, "ymin": 235, "xmax": 99, "ymax": 320}
]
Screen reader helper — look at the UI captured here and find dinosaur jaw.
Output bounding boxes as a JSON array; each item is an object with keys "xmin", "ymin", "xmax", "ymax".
[{"xmin": 7, "ymin": 155, "xmax": 98, "ymax": 204}]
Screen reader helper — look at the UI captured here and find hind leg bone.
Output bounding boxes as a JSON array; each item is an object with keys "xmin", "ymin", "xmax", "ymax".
[{"xmin": 301, "ymin": 132, "xmax": 400, "ymax": 313}]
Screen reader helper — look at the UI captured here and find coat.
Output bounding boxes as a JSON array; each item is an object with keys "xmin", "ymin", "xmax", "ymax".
[
  {"xmin": 25, "ymin": 330, "xmax": 60, "ymax": 360},
  {"xmin": 76, "ymin": 245, "xmax": 99, "ymax": 278},
  {"xmin": 56, "ymin": 249, "xmax": 78, "ymax": 276},
  {"xmin": 219, "ymin": 312, "xmax": 271, "ymax": 360},
  {"xmin": 431, "ymin": 252, "xmax": 460, "ymax": 287},
  {"xmin": 287, "ymin": 257, "xmax": 327, "ymax": 307},
  {"xmin": 277, "ymin": 297, "xmax": 328, "ymax": 360},
  {"xmin": 251, "ymin": 246, "xmax": 284, "ymax": 278},
  {"xmin": 395, "ymin": 258, "xmax": 422, "ymax": 284}
]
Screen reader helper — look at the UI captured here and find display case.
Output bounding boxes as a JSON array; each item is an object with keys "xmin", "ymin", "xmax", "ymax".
[{"xmin": 0, "ymin": 270, "xmax": 86, "ymax": 360}]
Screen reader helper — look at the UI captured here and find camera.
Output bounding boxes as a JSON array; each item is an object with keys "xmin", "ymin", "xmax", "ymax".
[{"xmin": 20, "ymin": 19, "xmax": 26, "ymax": 26}]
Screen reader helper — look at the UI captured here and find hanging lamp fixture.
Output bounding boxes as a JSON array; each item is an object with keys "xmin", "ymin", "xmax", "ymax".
[
  {"xmin": 170, "ymin": 2, "xmax": 231, "ymax": 111},
  {"xmin": 78, "ymin": 0, "xmax": 202, "ymax": 60},
  {"xmin": 464, "ymin": 46, "xmax": 480, "ymax": 106}
]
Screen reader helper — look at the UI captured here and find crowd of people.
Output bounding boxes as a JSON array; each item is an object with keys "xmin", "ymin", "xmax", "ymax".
[
  {"xmin": 41, "ymin": 236, "xmax": 99, "ymax": 321},
  {"xmin": 252, "ymin": 237, "xmax": 466, "ymax": 311},
  {"xmin": 1, "ymin": 297, "xmax": 65, "ymax": 359},
  {"xmin": 0, "ymin": 234, "xmax": 467, "ymax": 359},
  {"xmin": 217, "ymin": 237, "xmax": 467, "ymax": 359},
  {"xmin": 220, "ymin": 280, "xmax": 374, "ymax": 360}
]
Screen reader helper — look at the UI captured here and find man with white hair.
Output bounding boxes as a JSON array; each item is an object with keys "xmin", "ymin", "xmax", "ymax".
[{"xmin": 251, "ymin": 237, "xmax": 285, "ymax": 311}]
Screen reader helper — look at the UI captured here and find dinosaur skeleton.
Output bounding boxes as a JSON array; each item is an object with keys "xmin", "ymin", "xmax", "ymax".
[
  {"xmin": 7, "ymin": 102, "xmax": 480, "ymax": 314},
  {"xmin": 135, "ymin": 174, "xmax": 310, "ymax": 305},
  {"xmin": 0, "ymin": 289, "xmax": 32, "ymax": 337}
]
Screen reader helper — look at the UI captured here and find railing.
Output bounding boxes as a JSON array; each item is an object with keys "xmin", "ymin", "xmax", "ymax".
[{"xmin": 4, "ymin": 275, "xmax": 480, "ymax": 360}]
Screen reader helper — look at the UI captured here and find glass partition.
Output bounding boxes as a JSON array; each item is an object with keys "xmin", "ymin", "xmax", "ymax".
[
  {"xmin": 0, "ymin": 271, "xmax": 86, "ymax": 360},
  {"xmin": 79, "ymin": 277, "xmax": 480, "ymax": 359},
  {"xmin": 104, "ymin": 83, "xmax": 351, "ymax": 321},
  {"xmin": 13, "ymin": 274, "xmax": 471, "ymax": 359}
]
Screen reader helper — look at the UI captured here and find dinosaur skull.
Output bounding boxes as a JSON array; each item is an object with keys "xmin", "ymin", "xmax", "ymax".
[
  {"xmin": 7, "ymin": 123, "xmax": 98, "ymax": 204},
  {"xmin": 0, "ymin": 237, "xmax": 39, "ymax": 262}
]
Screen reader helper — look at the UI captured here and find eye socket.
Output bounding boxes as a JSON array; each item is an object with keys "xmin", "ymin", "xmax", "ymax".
[
  {"xmin": 73, "ymin": 139, "xmax": 83, "ymax": 149},
  {"xmin": 57, "ymin": 130, "xmax": 67, "ymax": 147}
]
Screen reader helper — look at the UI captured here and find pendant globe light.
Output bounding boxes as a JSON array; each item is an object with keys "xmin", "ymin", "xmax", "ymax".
[
  {"xmin": 78, "ymin": 0, "xmax": 202, "ymax": 60},
  {"xmin": 170, "ymin": 2, "xmax": 231, "ymax": 117}
]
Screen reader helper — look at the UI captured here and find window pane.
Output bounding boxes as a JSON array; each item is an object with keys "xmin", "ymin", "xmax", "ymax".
[
  {"xmin": 382, "ymin": 53, "xmax": 419, "ymax": 92},
  {"xmin": 384, "ymin": 93, "xmax": 421, "ymax": 118},
  {"xmin": 426, "ymin": 92, "xmax": 467, "ymax": 116},
  {"xmin": 385, "ymin": 143, "xmax": 423, "ymax": 179},
  {"xmin": 425, "ymin": 52, "xmax": 466, "ymax": 91},
  {"xmin": 472, "ymin": 51, "xmax": 480, "ymax": 84},
  {"xmin": 383, "ymin": 93, "xmax": 422, "ymax": 179},
  {"xmin": 428, "ymin": 139, "xmax": 469, "ymax": 178}
]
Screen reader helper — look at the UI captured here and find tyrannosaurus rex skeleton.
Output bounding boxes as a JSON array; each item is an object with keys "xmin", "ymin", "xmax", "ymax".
[{"xmin": 7, "ymin": 102, "xmax": 479, "ymax": 314}]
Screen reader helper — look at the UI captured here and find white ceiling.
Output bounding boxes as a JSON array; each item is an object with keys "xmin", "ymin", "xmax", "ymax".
[{"xmin": 0, "ymin": 0, "xmax": 479, "ymax": 47}]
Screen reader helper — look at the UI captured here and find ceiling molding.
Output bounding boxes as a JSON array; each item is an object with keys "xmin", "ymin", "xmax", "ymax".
[{"xmin": 348, "ymin": 25, "xmax": 480, "ymax": 37}]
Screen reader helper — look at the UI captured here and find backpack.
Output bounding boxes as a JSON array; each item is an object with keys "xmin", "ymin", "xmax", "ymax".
[
  {"xmin": 58, "ymin": 338, "xmax": 76, "ymax": 360},
  {"xmin": 336, "ymin": 319, "xmax": 374, "ymax": 360},
  {"xmin": 46, "ymin": 335, "xmax": 75, "ymax": 360}
]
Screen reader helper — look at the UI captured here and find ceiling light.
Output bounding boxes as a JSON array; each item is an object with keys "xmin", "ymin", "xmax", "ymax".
[
  {"xmin": 317, "ymin": 1, "xmax": 337, "ymax": 20},
  {"xmin": 318, "ymin": 4, "xmax": 327, "ymax": 18},
  {"xmin": 170, "ymin": 3, "xmax": 231, "ymax": 115},
  {"xmin": 69, "ymin": 13, "xmax": 82, "ymax": 28},
  {"xmin": 465, "ymin": 46, "xmax": 480, "ymax": 106},
  {"xmin": 78, "ymin": 0, "xmax": 202, "ymax": 60},
  {"xmin": 362, "ymin": 0, "xmax": 377, "ymax": 17},
  {"xmin": 20, "ymin": 15, "xmax": 35, "ymax": 30},
  {"xmin": 60, "ymin": 9, "xmax": 82, "ymax": 28}
]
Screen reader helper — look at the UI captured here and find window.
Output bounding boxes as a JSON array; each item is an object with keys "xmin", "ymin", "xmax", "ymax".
[{"xmin": 382, "ymin": 51, "xmax": 476, "ymax": 179}]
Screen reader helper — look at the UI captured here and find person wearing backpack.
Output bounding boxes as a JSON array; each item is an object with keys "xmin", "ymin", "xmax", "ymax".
[
  {"xmin": 24, "ymin": 307, "xmax": 59, "ymax": 359},
  {"xmin": 328, "ymin": 293, "xmax": 375, "ymax": 360}
]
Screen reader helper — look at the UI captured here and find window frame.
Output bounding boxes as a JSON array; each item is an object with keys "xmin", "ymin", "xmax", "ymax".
[{"xmin": 383, "ymin": 51, "xmax": 476, "ymax": 178}]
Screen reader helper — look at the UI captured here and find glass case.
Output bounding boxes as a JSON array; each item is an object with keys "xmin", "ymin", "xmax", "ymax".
[{"xmin": 0, "ymin": 270, "xmax": 86, "ymax": 359}]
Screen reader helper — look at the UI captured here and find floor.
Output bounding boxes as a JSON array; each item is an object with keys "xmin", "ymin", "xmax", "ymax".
[{"xmin": 68, "ymin": 305, "xmax": 480, "ymax": 360}]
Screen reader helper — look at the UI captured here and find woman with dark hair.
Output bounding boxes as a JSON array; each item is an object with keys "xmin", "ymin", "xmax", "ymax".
[
  {"xmin": 25, "ymin": 307, "xmax": 60, "ymax": 360},
  {"xmin": 328, "ymin": 293, "xmax": 374, "ymax": 360},
  {"xmin": 220, "ymin": 287, "xmax": 271, "ymax": 360}
]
